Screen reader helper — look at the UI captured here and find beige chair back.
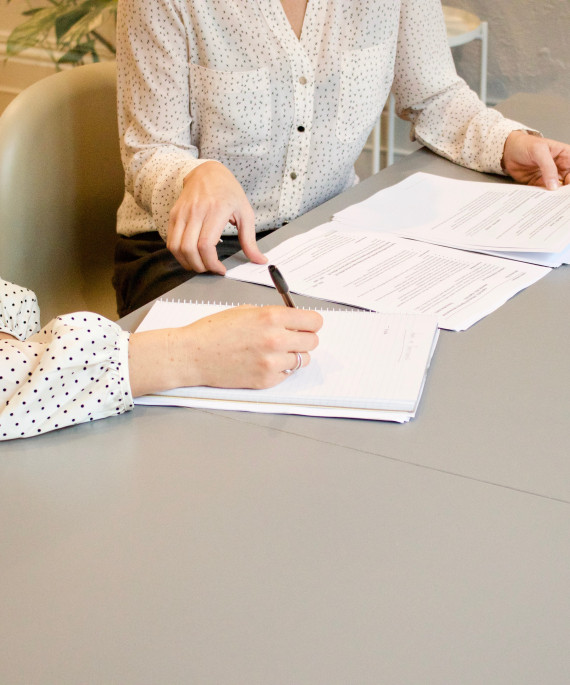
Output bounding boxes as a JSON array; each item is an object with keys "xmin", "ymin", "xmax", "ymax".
[{"xmin": 0, "ymin": 61, "xmax": 123, "ymax": 324}]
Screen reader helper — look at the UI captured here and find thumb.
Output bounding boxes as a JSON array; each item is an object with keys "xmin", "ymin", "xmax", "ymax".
[
  {"xmin": 533, "ymin": 141, "xmax": 561, "ymax": 190},
  {"xmin": 235, "ymin": 204, "xmax": 268, "ymax": 265}
]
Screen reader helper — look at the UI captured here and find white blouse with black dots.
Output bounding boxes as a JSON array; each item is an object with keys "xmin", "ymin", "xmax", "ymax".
[
  {"xmin": 116, "ymin": 0, "xmax": 530, "ymax": 241},
  {"xmin": 0, "ymin": 279, "xmax": 133, "ymax": 441}
]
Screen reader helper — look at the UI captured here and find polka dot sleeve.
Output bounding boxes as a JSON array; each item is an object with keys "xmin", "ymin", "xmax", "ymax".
[
  {"xmin": 0, "ymin": 279, "xmax": 40, "ymax": 340},
  {"xmin": 1, "ymin": 312, "xmax": 133, "ymax": 441}
]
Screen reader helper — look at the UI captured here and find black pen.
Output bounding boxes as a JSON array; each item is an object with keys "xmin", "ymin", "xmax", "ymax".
[{"xmin": 268, "ymin": 265, "xmax": 296, "ymax": 308}]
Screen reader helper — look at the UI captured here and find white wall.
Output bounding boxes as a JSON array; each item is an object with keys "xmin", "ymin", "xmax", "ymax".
[
  {"xmin": 1, "ymin": 0, "xmax": 35, "ymax": 30},
  {"xmin": 447, "ymin": 0, "xmax": 570, "ymax": 102}
]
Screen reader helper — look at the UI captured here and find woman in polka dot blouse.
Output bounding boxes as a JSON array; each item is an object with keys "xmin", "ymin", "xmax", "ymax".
[
  {"xmin": 0, "ymin": 279, "xmax": 322, "ymax": 440},
  {"xmin": 113, "ymin": 0, "xmax": 570, "ymax": 316}
]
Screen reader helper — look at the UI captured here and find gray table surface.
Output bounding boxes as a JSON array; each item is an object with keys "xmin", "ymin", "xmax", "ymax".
[{"xmin": 1, "ymin": 94, "xmax": 569, "ymax": 684}]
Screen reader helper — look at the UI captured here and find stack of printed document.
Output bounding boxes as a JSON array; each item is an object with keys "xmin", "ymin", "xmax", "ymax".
[
  {"xmin": 134, "ymin": 300, "xmax": 440, "ymax": 422},
  {"xmin": 333, "ymin": 172, "xmax": 570, "ymax": 267},
  {"xmin": 226, "ymin": 222, "xmax": 550, "ymax": 331},
  {"xmin": 227, "ymin": 172, "xmax": 569, "ymax": 329}
]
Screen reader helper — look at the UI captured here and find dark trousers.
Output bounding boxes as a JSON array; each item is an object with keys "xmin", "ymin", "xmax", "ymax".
[{"xmin": 113, "ymin": 231, "xmax": 271, "ymax": 317}]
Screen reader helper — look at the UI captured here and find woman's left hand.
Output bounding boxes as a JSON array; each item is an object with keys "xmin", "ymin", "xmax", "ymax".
[{"xmin": 502, "ymin": 131, "xmax": 570, "ymax": 190}]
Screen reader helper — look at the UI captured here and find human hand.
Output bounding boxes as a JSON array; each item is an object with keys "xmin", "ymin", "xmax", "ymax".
[
  {"xmin": 502, "ymin": 131, "xmax": 570, "ymax": 190},
  {"xmin": 166, "ymin": 161, "xmax": 267, "ymax": 274},
  {"xmin": 128, "ymin": 306, "xmax": 323, "ymax": 397}
]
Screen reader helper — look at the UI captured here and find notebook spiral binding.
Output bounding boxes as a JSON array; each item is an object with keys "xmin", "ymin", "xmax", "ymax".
[{"xmin": 157, "ymin": 297, "xmax": 365, "ymax": 313}]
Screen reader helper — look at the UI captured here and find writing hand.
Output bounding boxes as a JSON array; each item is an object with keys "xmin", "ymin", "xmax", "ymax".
[
  {"xmin": 166, "ymin": 161, "xmax": 267, "ymax": 274},
  {"xmin": 502, "ymin": 131, "xmax": 570, "ymax": 190},
  {"xmin": 128, "ymin": 306, "xmax": 323, "ymax": 396}
]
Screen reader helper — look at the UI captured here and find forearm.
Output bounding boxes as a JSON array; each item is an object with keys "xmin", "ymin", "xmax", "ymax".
[
  {"xmin": 117, "ymin": 0, "xmax": 211, "ymax": 237},
  {"xmin": 408, "ymin": 85, "xmax": 531, "ymax": 174},
  {"xmin": 394, "ymin": 0, "xmax": 533, "ymax": 174},
  {"xmin": 128, "ymin": 328, "xmax": 201, "ymax": 397}
]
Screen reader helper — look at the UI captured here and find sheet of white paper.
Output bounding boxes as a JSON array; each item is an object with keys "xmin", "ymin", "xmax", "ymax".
[
  {"xmin": 135, "ymin": 394, "xmax": 414, "ymax": 423},
  {"xmin": 334, "ymin": 172, "xmax": 570, "ymax": 254},
  {"xmin": 334, "ymin": 194, "xmax": 570, "ymax": 266},
  {"xmin": 135, "ymin": 301, "xmax": 439, "ymax": 415},
  {"xmin": 226, "ymin": 223, "xmax": 550, "ymax": 331},
  {"xmin": 474, "ymin": 242, "xmax": 570, "ymax": 267}
]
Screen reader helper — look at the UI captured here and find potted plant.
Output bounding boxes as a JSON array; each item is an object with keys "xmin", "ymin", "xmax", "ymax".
[{"xmin": 5, "ymin": 0, "xmax": 117, "ymax": 66}]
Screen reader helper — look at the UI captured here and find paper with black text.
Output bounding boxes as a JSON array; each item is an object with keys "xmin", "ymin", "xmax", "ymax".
[
  {"xmin": 134, "ymin": 300, "xmax": 440, "ymax": 422},
  {"xmin": 333, "ymin": 172, "xmax": 570, "ymax": 263},
  {"xmin": 226, "ymin": 223, "xmax": 550, "ymax": 331}
]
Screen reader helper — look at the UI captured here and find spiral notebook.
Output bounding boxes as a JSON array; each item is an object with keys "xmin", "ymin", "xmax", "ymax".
[{"xmin": 134, "ymin": 300, "xmax": 440, "ymax": 422}]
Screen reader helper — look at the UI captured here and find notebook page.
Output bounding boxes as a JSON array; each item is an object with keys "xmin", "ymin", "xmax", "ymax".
[
  {"xmin": 135, "ymin": 393, "xmax": 417, "ymax": 423},
  {"xmin": 136, "ymin": 301, "xmax": 439, "ymax": 412}
]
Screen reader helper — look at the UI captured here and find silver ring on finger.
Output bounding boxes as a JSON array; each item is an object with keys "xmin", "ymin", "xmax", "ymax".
[{"xmin": 283, "ymin": 351, "xmax": 303, "ymax": 375}]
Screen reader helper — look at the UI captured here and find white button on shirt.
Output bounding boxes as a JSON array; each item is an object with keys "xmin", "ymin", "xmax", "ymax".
[{"xmin": 116, "ymin": 0, "xmax": 527, "ymax": 241}]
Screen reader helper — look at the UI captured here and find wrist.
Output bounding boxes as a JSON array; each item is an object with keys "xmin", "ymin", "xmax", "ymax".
[
  {"xmin": 501, "ymin": 129, "xmax": 528, "ymax": 171},
  {"xmin": 128, "ymin": 328, "xmax": 187, "ymax": 397},
  {"xmin": 167, "ymin": 326, "xmax": 206, "ymax": 389},
  {"xmin": 183, "ymin": 160, "xmax": 224, "ymax": 186}
]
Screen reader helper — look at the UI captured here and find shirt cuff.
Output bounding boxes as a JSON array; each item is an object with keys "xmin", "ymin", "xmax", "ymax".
[
  {"xmin": 481, "ymin": 117, "xmax": 541, "ymax": 176},
  {"xmin": 116, "ymin": 329, "xmax": 135, "ymax": 412}
]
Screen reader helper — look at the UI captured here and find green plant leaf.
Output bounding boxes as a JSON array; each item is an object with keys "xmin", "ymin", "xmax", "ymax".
[
  {"xmin": 55, "ymin": 6, "xmax": 90, "ymax": 42},
  {"xmin": 6, "ymin": 7, "xmax": 61, "ymax": 55},
  {"xmin": 58, "ymin": 43, "xmax": 90, "ymax": 64},
  {"xmin": 56, "ymin": 1, "xmax": 116, "ymax": 49},
  {"xmin": 6, "ymin": 0, "xmax": 117, "ymax": 63}
]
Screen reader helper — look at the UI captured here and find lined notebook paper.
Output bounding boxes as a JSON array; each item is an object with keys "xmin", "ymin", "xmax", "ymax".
[{"xmin": 134, "ymin": 300, "xmax": 440, "ymax": 422}]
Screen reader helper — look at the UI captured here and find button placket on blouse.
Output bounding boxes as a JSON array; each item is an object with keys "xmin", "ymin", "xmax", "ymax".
[
  {"xmin": 279, "ymin": 92, "xmax": 314, "ymax": 219},
  {"xmin": 256, "ymin": 0, "xmax": 318, "ymax": 223},
  {"xmin": 284, "ymin": 63, "xmax": 316, "ymax": 219},
  {"xmin": 280, "ymin": 57, "xmax": 314, "ymax": 218},
  {"xmin": 282, "ymin": 0, "xmax": 328, "ymax": 221}
]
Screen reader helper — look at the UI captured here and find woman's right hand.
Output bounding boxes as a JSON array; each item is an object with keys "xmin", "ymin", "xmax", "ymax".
[
  {"xmin": 166, "ymin": 161, "xmax": 268, "ymax": 275},
  {"xmin": 128, "ymin": 306, "xmax": 323, "ymax": 397}
]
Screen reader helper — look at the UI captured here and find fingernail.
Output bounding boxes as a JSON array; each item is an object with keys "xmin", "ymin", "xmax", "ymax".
[{"xmin": 546, "ymin": 180, "xmax": 559, "ymax": 190}]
